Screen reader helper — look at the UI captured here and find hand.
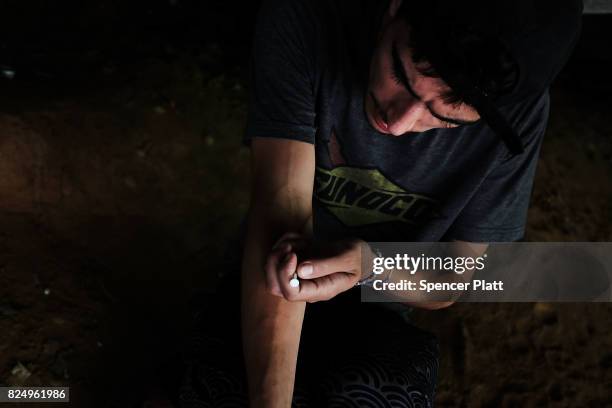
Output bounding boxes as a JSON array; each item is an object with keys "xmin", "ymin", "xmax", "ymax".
[{"xmin": 265, "ymin": 233, "xmax": 369, "ymax": 302}]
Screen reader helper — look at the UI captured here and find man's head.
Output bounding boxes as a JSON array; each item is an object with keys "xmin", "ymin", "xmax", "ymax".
[{"xmin": 365, "ymin": 0, "xmax": 582, "ymax": 140}]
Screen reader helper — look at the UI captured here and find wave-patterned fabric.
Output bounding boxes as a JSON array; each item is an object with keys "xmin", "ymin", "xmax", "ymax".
[{"xmin": 178, "ymin": 279, "xmax": 438, "ymax": 408}]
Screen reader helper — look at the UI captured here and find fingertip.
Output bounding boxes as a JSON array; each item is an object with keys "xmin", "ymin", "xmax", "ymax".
[
  {"xmin": 284, "ymin": 253, "xmax": 298, "ymax": 274},
  {"xmin": 298, "ymin": 262, "xmax": 313, "ymax": 278}
]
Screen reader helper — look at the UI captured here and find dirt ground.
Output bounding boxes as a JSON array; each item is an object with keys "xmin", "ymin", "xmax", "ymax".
[{"xmin": 0, "ymin": 4, "xmax": 611, "ymax": 408}]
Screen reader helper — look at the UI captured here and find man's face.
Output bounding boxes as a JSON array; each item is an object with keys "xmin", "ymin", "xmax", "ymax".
[{"xmin": 365, "ymin": 2, "xmax": 481, "ymax": 136}]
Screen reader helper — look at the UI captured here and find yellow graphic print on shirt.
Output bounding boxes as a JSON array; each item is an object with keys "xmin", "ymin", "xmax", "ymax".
[{"xmin": 314, "ymin": 128, "xmax": 441, "ymax": 227}]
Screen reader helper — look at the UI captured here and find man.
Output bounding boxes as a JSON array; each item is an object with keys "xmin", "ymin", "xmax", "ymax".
[{"xmin": 184, "ymin": 0, "xmax": 582, "ymax": 407}]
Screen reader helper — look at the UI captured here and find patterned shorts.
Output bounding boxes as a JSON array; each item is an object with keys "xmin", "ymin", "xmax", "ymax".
[{"xmin": 178, "ymin": 275, "xmax": 439, "ymax": 408}]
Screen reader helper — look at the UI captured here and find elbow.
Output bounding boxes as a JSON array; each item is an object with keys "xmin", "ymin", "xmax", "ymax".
[
  {"xmin": 426, "ymin": 300, "xmax": 456, "ymax": 310},
  {"xmin": 403, "ymin": 300, "xmax": 455, "ymax": 310}
]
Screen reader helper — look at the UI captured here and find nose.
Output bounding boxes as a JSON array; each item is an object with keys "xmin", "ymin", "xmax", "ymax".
[{"xmin": 386, "ymin": 97, "xmax": 426, "ymax": 134}]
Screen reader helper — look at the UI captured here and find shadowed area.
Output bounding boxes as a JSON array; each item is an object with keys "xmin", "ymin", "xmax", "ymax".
[{"xmin": 0, "ymin": 3, "xmax": 611, "ymax": 407}]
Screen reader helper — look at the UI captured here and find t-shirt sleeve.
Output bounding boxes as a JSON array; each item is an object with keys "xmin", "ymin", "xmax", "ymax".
[
  {"xmin": 243, "ymin": 0, "xmax": 318, "ymax": 146},
  {"xmin": 445, "ymin": 92, "xmax": 551, "ymax": 242}
]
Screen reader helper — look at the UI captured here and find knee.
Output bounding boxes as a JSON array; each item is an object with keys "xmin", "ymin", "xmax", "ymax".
[{"xmin": 316, "ymin": 352, "xmax": 437, "ymax": 407}]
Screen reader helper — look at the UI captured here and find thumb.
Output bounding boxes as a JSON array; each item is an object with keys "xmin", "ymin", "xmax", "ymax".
[{"xmin": 297, "ymin": 253, "xmax": 359, "ymax": 279}]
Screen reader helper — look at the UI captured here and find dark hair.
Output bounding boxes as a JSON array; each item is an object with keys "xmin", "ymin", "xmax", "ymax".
[{"xmin": 397, "ymin": 0, "xmax": 519, "ymax": 107}]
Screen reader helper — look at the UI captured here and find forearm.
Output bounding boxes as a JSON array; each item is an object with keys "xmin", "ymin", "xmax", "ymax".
[
  {"xmin": 391, "ymin": 268, "xmax": 466, "ymax": 310},
  {"xmin": 370, "ymin": 262, "xmax": 464, "ymax": 310},
  {"xmin": 241, "ymin": 205, "xmax": 312, "ymax": 407},
  {"xmin": 366, "ymin": 241, "xmax": 487, "ymax": 310}
]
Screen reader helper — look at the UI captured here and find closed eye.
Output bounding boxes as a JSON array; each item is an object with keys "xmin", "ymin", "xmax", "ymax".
[{"xmin": 389, "ymin": 40, "xmax": 478, "ymax": 128}]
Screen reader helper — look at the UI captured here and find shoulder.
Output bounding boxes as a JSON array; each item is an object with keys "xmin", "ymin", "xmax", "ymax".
[
  {"xmin": 492, "ymin": 91, "xmax": 550, "ymax": 160},
  {"xmin": 504, "ymin": 91, "xmax": 551, "ymax": 145}
]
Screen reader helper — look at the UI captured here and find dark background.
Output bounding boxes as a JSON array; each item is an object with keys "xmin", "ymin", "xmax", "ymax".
[{"xmin": 0, "ymin": 1, "xmax": 611, "ymax": 407}]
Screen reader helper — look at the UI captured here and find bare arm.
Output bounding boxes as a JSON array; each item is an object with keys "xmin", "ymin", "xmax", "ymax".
[
  {"xmin": 241, "ymin": 137, "xmax": 315, "ymax": 408},
  {"xmin": 406, "ymin": 241, "xmax": 488, "ymax": 310},
  {"xmin": 383, "ymin": 241, "xmax": 489, "ymax": 310}
]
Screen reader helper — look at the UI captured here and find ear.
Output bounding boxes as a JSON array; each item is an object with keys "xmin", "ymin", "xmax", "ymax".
[{"xmin": 388, "ymin": 0, "xmax": 403, "ymax": 18}]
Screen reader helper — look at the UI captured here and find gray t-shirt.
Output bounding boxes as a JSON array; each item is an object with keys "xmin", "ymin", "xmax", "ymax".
[{"xmin": 244, "ymin": 0, "xmax": 550, "ymax": 243}]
